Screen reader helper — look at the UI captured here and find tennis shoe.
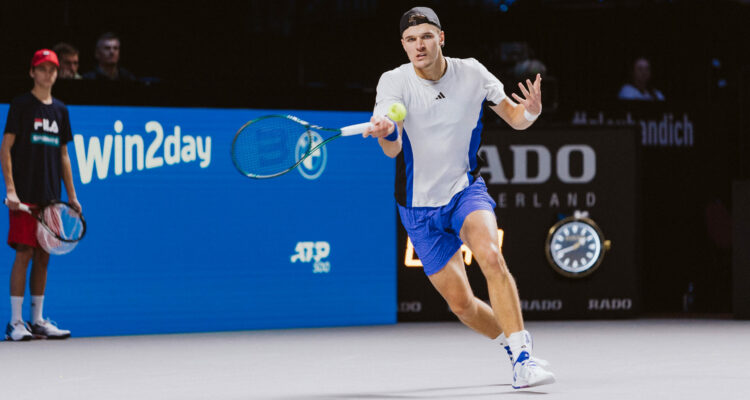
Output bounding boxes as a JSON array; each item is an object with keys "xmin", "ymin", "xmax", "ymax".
[
  {"xmin": 5, "ymin": 320, "xmax": 32, "ymax": 341},
  {"xmin": 499, "ymin": 338, "xmax": 550, "ymax": 368},
  {"xmin": 512, "ymin": 351, "xmax": 556, "ymax": 389},
  {"xmin": 29, "ymin": 319, "xmax": 71, "ymax": 340}
]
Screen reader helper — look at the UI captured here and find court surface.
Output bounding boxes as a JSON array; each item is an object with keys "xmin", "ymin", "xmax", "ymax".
[{"xmin": 1, "ymin": 319, "xmax": 748, "ymax": 400}]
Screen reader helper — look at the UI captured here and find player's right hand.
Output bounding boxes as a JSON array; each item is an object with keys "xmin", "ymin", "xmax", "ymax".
[
  {"xmin": 363, "ymin": 115, "xmax": 395, "ymax": 138},
  {"xmin": 5, "ymin": 192, "xmax": 21, "ymax": 211}
]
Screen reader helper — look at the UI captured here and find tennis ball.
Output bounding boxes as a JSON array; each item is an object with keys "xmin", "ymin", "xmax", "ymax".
[{"xmin": 387, "ymin": 102, "xmax": 407, "ymax": 122}]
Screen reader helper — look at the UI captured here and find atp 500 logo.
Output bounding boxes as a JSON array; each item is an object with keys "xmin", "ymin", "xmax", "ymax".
[
  {"xmin": 290, "ymin": 241, "xmax": 331, "ymax": 273},
  {"xmin": 295, "ymin": 131, "xmax": 327, "ymax": 180}
]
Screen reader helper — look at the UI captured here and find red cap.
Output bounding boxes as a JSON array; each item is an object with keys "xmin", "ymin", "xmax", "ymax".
[{"xmin": 31, "ymin": 49, "xmax": 59, "ymax": 68}]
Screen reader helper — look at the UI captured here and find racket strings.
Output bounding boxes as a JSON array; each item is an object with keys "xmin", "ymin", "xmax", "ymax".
[
  {"xmin": 36, "ymin": 204, "xmax": 85, "ymax": 255},
  {"xmin": 232, "ymin": 117, "xmax": 311, "ymax": 178}
]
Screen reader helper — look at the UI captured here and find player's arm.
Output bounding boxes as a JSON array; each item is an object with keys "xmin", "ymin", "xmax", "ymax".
[
  {"xmin": 0, "ymin": 133, "xmax": 21, "ymax": 209},
  {"xmin": 60, "ymin": 143, "xmax": 81, "ymax": 212},
  {"xmin": 490, "ymin": 73, "xmax": 542, "ymax": 131}
]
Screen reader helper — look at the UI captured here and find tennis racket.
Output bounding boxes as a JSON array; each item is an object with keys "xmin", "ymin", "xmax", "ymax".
[
  {"xmin": 4, "ymin": 199, "xmax": 87, "ymax": 255},
  {"xmin": 231, "ymin": 115, "xmax": 373, "ymax": 179}
]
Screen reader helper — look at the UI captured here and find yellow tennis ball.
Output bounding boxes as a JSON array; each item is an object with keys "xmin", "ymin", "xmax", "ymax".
[{"xmin": 387, "ymin": 102, "xmax": 407, "ymax": 122}]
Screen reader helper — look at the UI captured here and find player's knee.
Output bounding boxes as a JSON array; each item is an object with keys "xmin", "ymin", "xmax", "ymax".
[
  {"xmin": 478, "ymin": 248, "xmax": 509, "ymax": 277},
  {"xmin": 14, "ymin": 246, "xmax": 34, "ymax": 264},
  {"xmin": 447, "ymin": 296, "xmax": 475, "ymax": 318}
]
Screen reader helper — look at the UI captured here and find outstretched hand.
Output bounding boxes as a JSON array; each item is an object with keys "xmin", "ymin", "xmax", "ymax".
[{"xmin": 511, "ymin": 73, "xmax": 542, "ymax": 116}]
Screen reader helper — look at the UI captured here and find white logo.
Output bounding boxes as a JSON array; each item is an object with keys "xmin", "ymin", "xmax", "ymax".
[
  {"xmin": 479, "ymin": 144, "xmax": 596, "ymax": 184},
  {"xmin": 588, "ymin": 298, "xmax": 632, "ymax": 311},
  {"xmin": 521, "ymin": 299, "xmax": 563, "ymax": 311},
  {"xmin": 290, "ymin": 241, "xmax": 331, "ymax": 273},
  {"xmin": 295, "ymin": 131, "xmax": 327, "ymax": 180},
  {"xmin": 33, "ymin": 118, "xmax": 59, "ymax": 133},
  {"xmin": 73, "ymin": 120, "xmax": 212, "ymax": 184}
]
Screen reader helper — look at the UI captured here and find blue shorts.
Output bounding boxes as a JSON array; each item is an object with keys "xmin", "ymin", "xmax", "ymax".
[{"xmin": 398, "ymin": 177, "xmax": 497, "ymax": 276}]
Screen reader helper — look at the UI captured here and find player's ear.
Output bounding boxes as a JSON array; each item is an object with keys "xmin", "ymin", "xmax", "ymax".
[
  {"xmin": 29, "ymin": 67, "xmax": 34, "ymax": 79},
  {"xmin": 439, "ymin": 31, "xmax": 445, "ymax": 47}
]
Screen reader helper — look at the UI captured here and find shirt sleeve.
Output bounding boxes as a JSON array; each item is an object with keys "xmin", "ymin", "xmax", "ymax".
[
  {"xmin": 470, "ymin": 58, "xmax": 506, "ymax": 106},
  {"xmin": 60, "ymin": 106, "xmax": 73, "ymax": 144},
  {"xmin": 373, "ymin": 70, "xmax": 404, "ymax": 118},
  {"xmin": 3, "ymin": 101, "xmax": 21, "ymax": 135}
]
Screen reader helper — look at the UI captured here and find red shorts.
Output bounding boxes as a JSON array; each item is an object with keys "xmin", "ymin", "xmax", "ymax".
[{"xmin": 8, "ymin": 204, "xmax": 39, "ymax": 249}]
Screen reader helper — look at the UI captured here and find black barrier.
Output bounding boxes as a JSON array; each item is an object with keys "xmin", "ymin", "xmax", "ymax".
[
  {"xmin": 733, "ymin": 181, "xmax": 750, "ymax": 319},
  {"xmin": 566, "ymin": 101, "xmax": 735, "ymax": 313},
  {"xmin": 398, "ymin": 128, "xmax": 639, "ymax": 321}
]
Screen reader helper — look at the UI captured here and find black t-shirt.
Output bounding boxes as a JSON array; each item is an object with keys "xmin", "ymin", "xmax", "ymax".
[{"xmin": 3, "ymin": 92, "xmax": 73, "ymax": 204}]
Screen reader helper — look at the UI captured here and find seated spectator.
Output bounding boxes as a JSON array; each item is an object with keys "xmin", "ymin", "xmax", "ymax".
[
  {"xmin": 618, "ymin": 57, "xmax": 665, "ymax": 101},
  {"xmin": 52, "ymin": 42, "xmax": 82, "ymax": 79},
  {"xmin": 82, "ymin": 32, "xmax": 136, "ymax": 81}
]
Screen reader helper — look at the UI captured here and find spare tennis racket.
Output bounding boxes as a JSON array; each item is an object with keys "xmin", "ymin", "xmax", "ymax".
[
  {"xmin": 231, "ymin": 115, "xmax": 373, "ymax": 179},
  {"xmin": 4, "ymin": 199, "xmax": 86, "ymax": 255}
]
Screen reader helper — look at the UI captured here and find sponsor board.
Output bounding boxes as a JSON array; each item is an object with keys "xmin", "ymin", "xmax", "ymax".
[{"xmin": 0, "ymin": 104, "xmax": 396, "ymax": 336}]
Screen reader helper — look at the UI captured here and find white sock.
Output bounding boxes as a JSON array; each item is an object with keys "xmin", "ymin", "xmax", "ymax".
[
  {"xmin": 10, "ymin": 296, "xmax": 24, "ymax": 323},
  {"xmin": 506, "ymin": 330, "xmax": 533, "ymax": 363},
  {"xmin": 31, "ymin": 296, "xmax": 44, "ymax": 324},
  {"xmin": 492, "ymin": 333, "xmax": 507, "ymax": 346}
]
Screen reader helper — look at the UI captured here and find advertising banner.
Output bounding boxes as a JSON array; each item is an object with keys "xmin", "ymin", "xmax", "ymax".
[
  {"xmin": 0, "ymin": 104, "xmax": 396, "ymax": 336},
  {"xmin": 398, "ymin": 128, "xmax": 639, "ymax": 320}
]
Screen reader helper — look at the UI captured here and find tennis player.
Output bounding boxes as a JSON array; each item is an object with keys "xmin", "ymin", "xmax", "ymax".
[
  {"xmin": 364, "ymin": 7, "xmax": 555, "ymax": 389},
  {"xmin": 1, "ymin": 49, "xmax": 80, "ymax": 341}
]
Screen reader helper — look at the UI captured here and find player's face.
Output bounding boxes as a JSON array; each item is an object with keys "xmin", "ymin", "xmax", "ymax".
[
  {"xmin": 29, "ymin": 62, "xmax": 58, "ymax": 88},
  {"xmin": 401, "ymin": 24, "xmax": 444, "ymax": 70},
  {"xmin": 59, "ymin": 53, "xmax": 79, "ymax": 78},
  {"xmin": 96, "ymin": 39, "xmax": 121, "ymax": 65}
]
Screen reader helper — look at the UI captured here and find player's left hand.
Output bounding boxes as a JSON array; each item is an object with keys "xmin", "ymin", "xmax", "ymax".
[
  {"xmin": 69, "ymin": 198, "xmax": 82, "ymax": 213},
  {"xmin": 511, "ymin": 73, "xmax": 542, "ymax": 116}
]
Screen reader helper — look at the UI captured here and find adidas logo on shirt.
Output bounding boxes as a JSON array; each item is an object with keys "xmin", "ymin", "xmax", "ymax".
[{"xmin": 435, "ymin": 92, "xmax": 446, "ymax": 100}]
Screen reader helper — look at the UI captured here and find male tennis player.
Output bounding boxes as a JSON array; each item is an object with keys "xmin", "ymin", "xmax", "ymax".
[
  {"xmin": 1, "ymin": 49, "xmax": 80, "ymax": 341},
  {"xmin": 364, "ymin": 7, "xmax": 555, "ymax": 389}
]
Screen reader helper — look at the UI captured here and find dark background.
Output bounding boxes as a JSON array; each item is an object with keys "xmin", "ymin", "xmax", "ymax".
[{"xmin": 1, "ymin": 0, "xmax": 748, "ymax": 315}]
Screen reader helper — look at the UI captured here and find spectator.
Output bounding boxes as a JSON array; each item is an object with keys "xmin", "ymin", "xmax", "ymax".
[
  {"xmin": 82, "ymin": 32, "xmax": 136, "ymax": 81},
  {"xmin": 618, "ymin": 57, "xmax": 665, "ymax": 101},
  {"xmin": 52, "ymin": 42, "xmax": 82, "ymax": 79}
]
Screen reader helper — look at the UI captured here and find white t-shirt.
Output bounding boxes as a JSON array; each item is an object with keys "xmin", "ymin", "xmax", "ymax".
[{"xmin": 374, "ymin": 57, "xmax": 506, "ymax": 207}]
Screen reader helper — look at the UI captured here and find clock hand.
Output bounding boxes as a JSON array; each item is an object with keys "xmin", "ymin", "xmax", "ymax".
[{"xmin": 555, "ymin": 237, "xmax": 587, "ymax": 258}]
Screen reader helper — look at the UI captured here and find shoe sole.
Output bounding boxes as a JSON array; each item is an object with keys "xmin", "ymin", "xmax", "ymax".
[
  {"xmin": 513, "ymin": 374, "xmax": 556, "ymax": 389},
  {"xmin": 32, "ymin": 333, "xmax": 71, "ymax": 340},
  {"xmin": 5, "ymin": 335, "xmax": 32, "ymax": 342}
]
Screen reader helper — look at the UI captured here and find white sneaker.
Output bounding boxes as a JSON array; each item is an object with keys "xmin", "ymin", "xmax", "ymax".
[
  {"xmin": 512, "ymin": 351, "xmax": 556, "ymax": 389},
  {"xmin": 499, "ymin": 337, "xmax": 550, "ymax": 367},
  {"xmin": 29, "ymin": 319, "xmax": 71, "ymax": 339},
  {"xmin": 5, "ymin": 320, "xmax": 32, "ymax": 341}
]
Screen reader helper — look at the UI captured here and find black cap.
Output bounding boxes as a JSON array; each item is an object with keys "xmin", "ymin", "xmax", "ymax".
[{"xmin": 399, "ymin": 7, "xmax": 441, "ymax": 36}]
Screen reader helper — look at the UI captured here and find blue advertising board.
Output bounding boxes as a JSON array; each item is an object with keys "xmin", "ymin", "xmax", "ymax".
[{"xmin": 0, "ymin": 104, "xmax": 396, "ymax": 336}]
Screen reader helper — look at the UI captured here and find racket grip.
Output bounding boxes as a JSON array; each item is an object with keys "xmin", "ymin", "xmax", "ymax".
[
  {"xmin": 340, "ymin": 122, "xmax": 374, "ymax": 136},
  {"xmin": 3, "ymin": 198, "xmax": 31, "ymax": 213}
]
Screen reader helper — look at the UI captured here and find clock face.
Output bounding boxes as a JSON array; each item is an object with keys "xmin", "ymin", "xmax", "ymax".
[{"xmin": 546, "ymin": 218, "xmax": 607, "ymax": 278}]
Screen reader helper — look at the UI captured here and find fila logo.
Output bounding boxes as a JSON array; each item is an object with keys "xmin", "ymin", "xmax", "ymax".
[
  {"xmin": 34, "ymin": 118, "xmax": 59, "ymax": 134},
  {"xmin": 435, "ymin": 92, "xmax": 446, "ymax": 100}
]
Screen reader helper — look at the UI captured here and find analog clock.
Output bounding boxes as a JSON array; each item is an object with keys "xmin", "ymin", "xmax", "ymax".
[{"xmin": 545, "ymin": 216, "xmax": 611, "ymax": 278}]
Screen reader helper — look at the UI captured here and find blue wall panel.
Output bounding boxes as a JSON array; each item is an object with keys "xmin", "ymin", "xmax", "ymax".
[{"xmin": 0, "ymin": 104, "xmax": 396, "ymax": 336}]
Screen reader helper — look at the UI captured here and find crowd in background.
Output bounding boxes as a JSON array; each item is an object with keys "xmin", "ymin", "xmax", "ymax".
[{"xmin": 50, "ymin": 32, "xmax": 136, "ymax": 82}]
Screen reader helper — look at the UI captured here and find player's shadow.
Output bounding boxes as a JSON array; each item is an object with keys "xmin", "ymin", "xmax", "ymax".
[{"xmin": 275, "ymin": 383, "xmax": 550, "ymax": 399}]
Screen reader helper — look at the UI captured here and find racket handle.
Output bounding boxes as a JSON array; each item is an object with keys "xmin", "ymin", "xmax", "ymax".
[
  {"xmin": 3, "ymin": 198, "xmax": 31, "ymax": 213},
  {"xmin": 340, "ymin": 122, "xmax": 374, "ymax": 136}
]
